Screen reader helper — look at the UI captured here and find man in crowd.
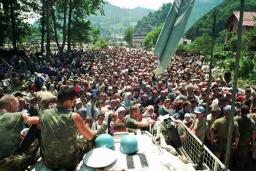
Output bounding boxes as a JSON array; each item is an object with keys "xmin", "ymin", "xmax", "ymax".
[
  {"xmin": 210, "ymin": 105, "xmax": 240, "ymax": 161},
  {"xmin": 190, "ymin": 106, "xmax": 206, "ymax": 141},
  {"xmin": 124, "ymin": 105, "xmax": 155, "ymax": 131},
  {"xmin": 0, "ymin": 95, "xmax": 39, "ymax": 171},
  {"xmin": 234, "ymin": 105, "xmax": 256, "ymax": 170},
  {"xmin": 1, "ymin": 46, "xmax": 256, "ymax": 170},
  {"xmin": 39, "ymin": 88, "xmax": 101, "ymax": 170}
]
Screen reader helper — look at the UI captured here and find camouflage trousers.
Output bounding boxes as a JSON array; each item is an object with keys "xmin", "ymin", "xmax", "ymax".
[
  {"xmin": 0, "ymin": 125, "xmax": 41, "ymax": 171},
  {"xmin": 42, "ymin": 152, "xmax": 79, "ymax": 171},
  {"xmin": 0, "ymin": 153, "xmax": 38, "ymax": 171},
  {"xmin": 42, "ymin": 139, "xmax": 94, "ymax": 171}
]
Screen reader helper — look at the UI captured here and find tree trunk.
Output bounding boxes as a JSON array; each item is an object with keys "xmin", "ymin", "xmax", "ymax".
[
  {"xmin": 67, "ymin": 0, "xmax": 72, "ymax": 52},
  {"xmin": 10, "ymin": 1, "xmax": 17, "ymax": 50},
  {"xmin": 60, "ymin": 0, "xmax": 68, "ymax": 53},
  {"xmin": 41, "ymin": 0, "xmax": 45, "ymax": 54},
  {"xmin": 46, "ymin": 0, "xmax": 51, "ymax": 58},
  {"xmin": 51, "ymin": 7, "xmax": 60, "ymax": 50}
]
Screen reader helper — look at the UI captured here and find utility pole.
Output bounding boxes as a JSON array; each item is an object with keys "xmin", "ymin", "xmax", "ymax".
[
  {"xmin": 224, "ymin": 0, "xmax": 245, "ymax": 170},
  {"xmin": 197, "ymin": 11, "xmax": 217, "ymax": 170}
]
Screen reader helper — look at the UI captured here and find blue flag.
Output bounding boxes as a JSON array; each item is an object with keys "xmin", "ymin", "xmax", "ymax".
[{"xmin": 154, "ymin": 0, "xmax": 224, "ymax": 75}]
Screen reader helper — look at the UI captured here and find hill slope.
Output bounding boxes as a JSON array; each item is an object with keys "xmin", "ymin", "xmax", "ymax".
[
  {"xmin": 134, "ymin": 0, "xmax": 223, "ymax": 36},
  {"xmin": 134, "ymin": 3, "xmax": 171, "ymax": 35},
  {"xmin": 88, "ymin": 3, "xmax": 153, "ymax": 38},
  {"xmin": 135, "ymin": 0, "xmax": 256, "ymax": 40},
  {"xmin": 186, "ymin": 0, "xmax": 256, "ymax": 40}
]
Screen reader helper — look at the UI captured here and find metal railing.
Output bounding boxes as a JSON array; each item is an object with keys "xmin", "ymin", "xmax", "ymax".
[{"xmin": 180, "ymin": 122, "xmax": 226, "ymax": 171}]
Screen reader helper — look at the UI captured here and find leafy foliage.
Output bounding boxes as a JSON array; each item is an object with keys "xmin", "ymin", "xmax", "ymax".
[
  {"xmin": 143, "ymin": 24, "xmax": 162, "ymax": 50},
  {"xmin": 92, "ymin": 38, "xmax": 108, "ymax": 49},
  {"xmin": 0, "ymin": 0, "xmax": 105, "ymax": 52},
  {"xmin": 124, "ymin": 26, "xmax": 134, "ymax": 48},
  {"xmin": 134, "ymin": 3, "xmax": 171, "ymax": 35},
  {"xmin": 186, "ymin": 0, "xmax": 256, "ymax": 40},
  {"xmin": 0, "ymin": 0, "xmax": 40, "ymax": 47},
  {"xmin": 187, "ymin": 34, "xmax": 212, "ymax": 55}
]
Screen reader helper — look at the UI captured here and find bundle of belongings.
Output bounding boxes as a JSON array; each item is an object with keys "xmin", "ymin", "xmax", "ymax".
[{"xmin": 152, "ymin": 115, "xmax": 190, "ymax": 163}]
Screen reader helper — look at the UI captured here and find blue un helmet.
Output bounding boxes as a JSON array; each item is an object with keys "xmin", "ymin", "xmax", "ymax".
[
  {"xmin": 95, "ymin": 134, "xmax": 114, "ymax": 149},
  {"xmin": 120, "ymin": 135, "xmax": 138, "ymax": 154}
]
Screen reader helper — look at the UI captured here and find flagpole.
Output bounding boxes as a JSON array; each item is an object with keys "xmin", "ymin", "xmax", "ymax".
[
  {"xmin": 197, "ymin": 11, "xmax": 217, "ymax": 169},
  {"xmin": 224, "ymin": 0, "xmax": 245, "ymax": 170}
]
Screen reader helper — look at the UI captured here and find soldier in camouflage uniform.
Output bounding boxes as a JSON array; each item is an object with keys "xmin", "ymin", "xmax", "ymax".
[
  {"xmin": 39, "ymin": 88, "xmax": 105, "ymax": 171},
  {"xmin": 0, "ymin": 95, "xmax": 39, "ymax": 171}
]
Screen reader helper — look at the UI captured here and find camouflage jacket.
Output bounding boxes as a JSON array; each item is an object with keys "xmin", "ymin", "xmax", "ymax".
[
  {"xmin": 39, "ymin": 108, "xmax": 77, "ymax": 160},
  {"xmin": 0, "ymin": 112, "xmax": 23, "ymax": 160}
]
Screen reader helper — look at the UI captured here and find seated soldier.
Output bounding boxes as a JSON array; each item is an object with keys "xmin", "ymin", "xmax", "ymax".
[
  {"xmin": 39, "ymin": 88, "xmax": 106, "ymax": 171},
  {"xmin": 0, "ymin": 95, "xmax": 39, "ymax": 171}
]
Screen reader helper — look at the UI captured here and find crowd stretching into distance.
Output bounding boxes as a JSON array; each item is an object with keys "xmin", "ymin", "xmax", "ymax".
[{"xmin": 0, "ymin": 46, "xmax": 255, "ymax": 171}]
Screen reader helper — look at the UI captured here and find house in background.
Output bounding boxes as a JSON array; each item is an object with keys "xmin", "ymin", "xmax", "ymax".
[
  {"xmin": 225, "ymin": 11, "xmax": 256, "ymax": 43},
  {"xmin": 133, "ymin": 33, "xmax": 147, "ymax": 47},
  {"xmin": 226, "ymin": 11, "xmax": 256, "ymax": 33}
]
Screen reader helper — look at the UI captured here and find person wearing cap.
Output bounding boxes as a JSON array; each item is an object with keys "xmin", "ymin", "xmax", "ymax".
[
  {"xmin": 207, "ymin": 105, "xmax": 221, "ymax": 129},
  {"xmin": 143, "ymin": 105, "xmax": 157, "ymax": 121},
  {"xmin": 116, "ymin": 107, "xmax": 127, "ymax": 122},
  {"xmin": 210, "ymin": 105, "xmax": 240, "ymax": 160},
  {"xmin": 190, "ymin": 106, "xmax": 207, "ymax": 141},
  {"xmin": 183, "ymin": 113, "xmax": 193, "ymax": 127},
  {"xmin": 234, "ymin": 105, "xmax": 256, "ymax": 170},
  {"xmin": 39, "ymin": 88, "xmax": 97, "ymax": 170},
  {"xmin": 0, "ymin": 95, "xmax": 39, "ymax": 170}
]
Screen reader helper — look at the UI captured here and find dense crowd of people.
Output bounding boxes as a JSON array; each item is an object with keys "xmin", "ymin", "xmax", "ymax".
[{"xmin": 0, "ymin": 46, "xmax": 255, "ymax": 171}]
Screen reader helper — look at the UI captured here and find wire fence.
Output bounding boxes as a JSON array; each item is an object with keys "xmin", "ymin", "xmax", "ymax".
[{"xmin": 181, "ymin": 122, "xmax": 226, "ymax": 171}]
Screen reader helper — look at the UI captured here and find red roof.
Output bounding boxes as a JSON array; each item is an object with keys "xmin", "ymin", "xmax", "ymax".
[{"xmin": 233, "ymin": 11, "xmax": 256, "ymax": 27}]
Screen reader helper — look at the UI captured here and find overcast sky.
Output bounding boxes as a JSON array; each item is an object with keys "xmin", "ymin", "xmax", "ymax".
[{"xmin": 107, "ymin": 0, "xmax": 173, "ymax": 10}]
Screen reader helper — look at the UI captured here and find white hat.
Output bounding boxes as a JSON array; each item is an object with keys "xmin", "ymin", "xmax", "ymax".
[
  {"xmin": 76, "ymin": 98, "xmax": 82, "ymax": 104},
  {"xmin": 184, "ymin": 113, "xmax": 191, "ymax": 118},
  {"xmin": 116, "ymin": 107, "xmax": 126, "ymax": 113}
]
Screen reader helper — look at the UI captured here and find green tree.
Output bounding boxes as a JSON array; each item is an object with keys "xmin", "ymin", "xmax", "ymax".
[
  {"xmin": 188, "ymin": 34, "xmax": 212, "ymax": 55},
  {"xmin": 186, "ymin": 0, "xmax": 256, "ymax": 40},
  {"xmin": 91, "ymin": 27, "xmax": 100, "ymax": 44},
  {"xmin": 124, "ymin": 26, "xmax": 134, "ymax": 48},
  {"xmin": 93, "ymin": 38, "xmax": 108, "ymax": 49},
  {"xmin": 143, "ymin": 24, "xmax": 162, "ymax": 50},
  {"xmin": 40, "ymin": 0, "xmax": 104, "ymax": 53},
  {"xmin": 0, "ymin": 0, "xmax": 40, "ymax": 49},
  {"xmin": 243, "ymin": 27, "xmax": 256, "ymax": 51},
  {"xmin": 67, "ymin": 0, "xmax": 104, "ymax": 51},
  {"xmin": 134, "ymin": 3, "xmax": 171, "ymax": 35},
  {"xmin": 41, "ymin": 0, "xmax": 46, "ymax": 53}
]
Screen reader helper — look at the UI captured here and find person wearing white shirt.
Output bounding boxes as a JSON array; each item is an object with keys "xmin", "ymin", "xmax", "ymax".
[{"xmin": 92, "ymin": 114, "xmax": 107, "ymax": 133}]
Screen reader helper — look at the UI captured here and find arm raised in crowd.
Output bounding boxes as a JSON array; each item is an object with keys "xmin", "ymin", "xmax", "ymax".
[
  {"xmin": 134, "ymin": 119, "xmax": 155, "ymax": 128},
  {"xmin": 22, "ymin": 113, "xmax": 39, "ymax": 125},
  {"xmin": 72, "ymin": 112, "xmax": 95, "ymax": 141}
]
